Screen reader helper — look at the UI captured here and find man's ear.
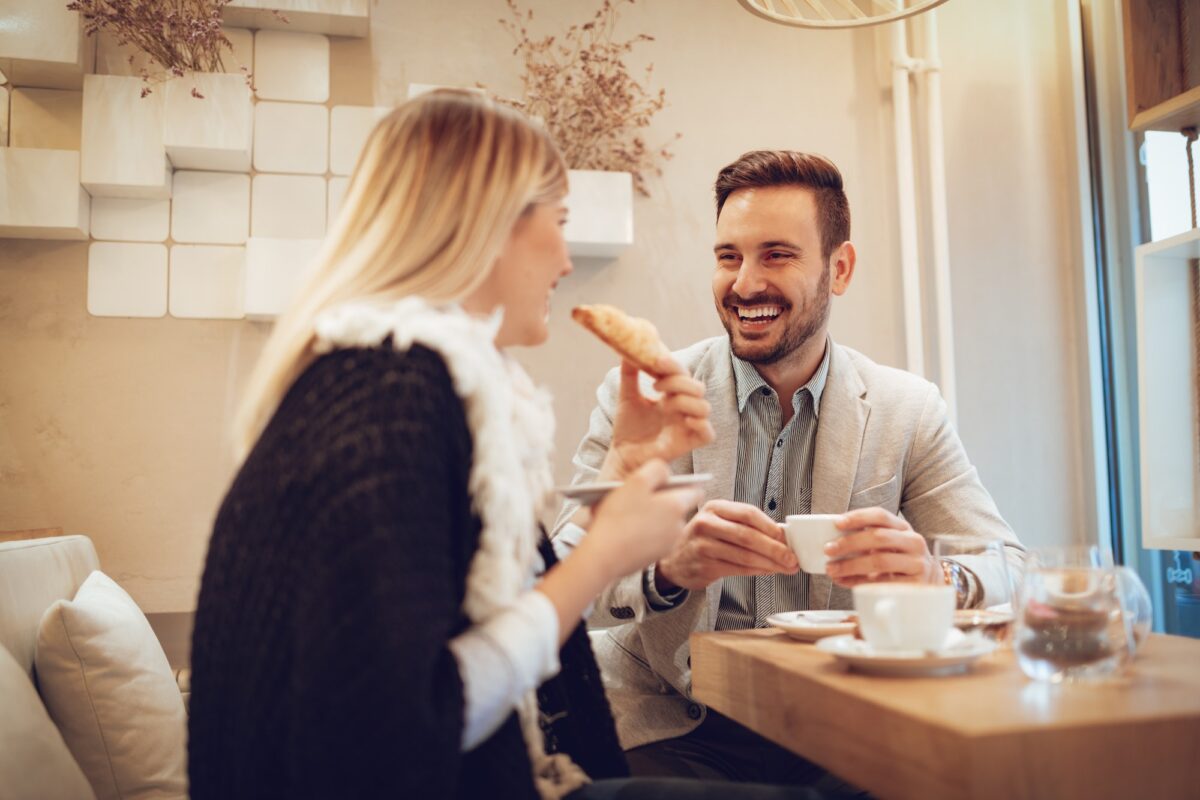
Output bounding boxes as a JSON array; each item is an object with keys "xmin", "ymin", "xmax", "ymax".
[{"xmin": 830, "ymin": 241, "xmax": 856, "ymax": 296}]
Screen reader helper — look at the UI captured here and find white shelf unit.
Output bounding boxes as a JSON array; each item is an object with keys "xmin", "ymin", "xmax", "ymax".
[
  {"xmin": 563, "ymin": 170, "xmax": 634, "ymax": 259},
  {"xmin": 1136, "ymin": 227, "xmax": 1200, "ymax": 551},
  {"xmin": 222, "ymin": 0, "xmax": 369, "ymax": 38}
]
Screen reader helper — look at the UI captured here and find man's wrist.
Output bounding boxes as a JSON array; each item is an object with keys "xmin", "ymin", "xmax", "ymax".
[{"xmin": 645, "ymin": 562, "xmax": 687, "ymax": 610}]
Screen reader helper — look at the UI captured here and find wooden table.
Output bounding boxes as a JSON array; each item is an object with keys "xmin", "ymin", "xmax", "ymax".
[{"xmin": 690, "ymin": 629, "xmax": 1200, "ymax": 800}]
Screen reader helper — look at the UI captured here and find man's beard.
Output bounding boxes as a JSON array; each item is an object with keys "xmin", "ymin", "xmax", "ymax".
[{"xmin": 719, "ymin": 266, "xmax": 831, "ymax": 366}]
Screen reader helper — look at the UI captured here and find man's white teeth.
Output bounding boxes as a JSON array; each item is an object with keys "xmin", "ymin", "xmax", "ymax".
[{"xmin": 738, "ymin": 306, "xmax": 782, "ymax": 321}]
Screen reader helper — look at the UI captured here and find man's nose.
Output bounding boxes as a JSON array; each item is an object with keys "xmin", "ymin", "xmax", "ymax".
[{"xmin": 730, "ymin": 260, "xmax": 766, "ymax": 298}]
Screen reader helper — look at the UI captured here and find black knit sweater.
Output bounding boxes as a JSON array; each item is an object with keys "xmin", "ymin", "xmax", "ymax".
[{"xmin": 189, "ymin": 344, "xmax": 627, "ymax": 799}]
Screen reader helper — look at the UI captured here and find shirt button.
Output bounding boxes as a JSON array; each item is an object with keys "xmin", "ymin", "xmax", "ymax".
[
  {"xmin": 776, "ymin": 439, "xmax": 783, "ymax": 447},
  {"xmin": 760, "ymin": 387, "xmax": 770, "ymax": 396},
  {"xmin": 768, "ymin": 499, "xmax": 777, "ymax": 511},
  {"xmin": 687, "ymin": 702, "xmax": 703, "ymax": 720}
]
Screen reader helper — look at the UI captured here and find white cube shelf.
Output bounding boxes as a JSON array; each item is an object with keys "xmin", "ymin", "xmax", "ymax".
[
  {"xmin": 1136, "ymin": 227, "xmax": 1200, "ymax": 552},
  {"xmin": 327, "ymin": 176, "xmax": 349, "ymax": 229},
  {"xmin": 407, "ymin": 84, "xmax": 486, "ymax": 101},
  {"xmin": 91, "ymin": 198, "xmax": 170, "ymax": 243},
  {"xmin": 0, "ymin": 0, "xmax": 94, "ymax": 89},
  {"xmin": 0, "ymin": 148, "xmax": 90, "ymax": 240},
  {"xmin": 164, "ymin": 74, "xmax": 254, "ymax": 172},
  {"xmin": 10, "ymin": 88, "xmax": 83, "ymax": 151},
  {"xmin": 330, "ymin": 105, "xmax": 389, "ymax": 176},
  {"xmin": 253, "ymin": 30, "xmax": 330, "ymax": 103},
  {"xmin": 253, "ymin": 102, "xmax": 328, "ymax": 174},
  {"xmin": 87, "ymin": 242, "xmax": 168, "ymax": 318},
  {"xmin": 563, "ymin": 170, "xmax": 634, "ymax": 258},
  {"xmin": 245, "ymin": 237, "xmax": 323, "ymax": 320},
  {"xmin": 170, "ymin": 245, "xmax": 246, "ymax": 319},
  {"xmin": 223, "ymin": 0, "xmax": 369, "ymax": 38},
  {"xmin": 252, "ymin": 174, "xmax": 326, "ymax": 239},
  {"xmin": 172, "ymin": 171, "xmax": 251, "ymax": 245},
  {"xmin": 81, "ymin": 75, "xmax": 171, "ymax": 199}
]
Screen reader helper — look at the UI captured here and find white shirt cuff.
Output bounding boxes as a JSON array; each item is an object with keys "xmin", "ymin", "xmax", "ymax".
[{"xmin": 448, "ymin": 589, "xmax": 560, "ymax": 751}]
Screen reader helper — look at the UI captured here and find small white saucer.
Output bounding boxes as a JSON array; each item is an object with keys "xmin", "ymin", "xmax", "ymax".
[
  {"xmin": 766, "ymin": 610, "xmax": 857, "ymax": 642},
  {"xmin": 555, "ymin": 473, "xmax": 713, "ymax": 506},
  {"xmin": 815, "ymin": 632, "xmax": 996, "ymax": 677}
]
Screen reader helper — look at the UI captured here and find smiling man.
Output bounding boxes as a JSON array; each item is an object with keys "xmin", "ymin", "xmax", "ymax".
[{"xmin": 552, "ymin": 151, "xmax": 1024, "ymax": 787}]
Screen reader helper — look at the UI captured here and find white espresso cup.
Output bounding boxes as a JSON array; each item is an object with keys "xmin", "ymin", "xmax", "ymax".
[
  {"xmin": 853, "ymin": 583, "xmax": 956, "ymax": 652},
  {"xmin": 784, "ymin": 514, "xmax": 842, "ymax": 574}
]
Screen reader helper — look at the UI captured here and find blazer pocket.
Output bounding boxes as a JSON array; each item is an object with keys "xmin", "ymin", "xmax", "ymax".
[{"xmin": 848, "ymin": 474, "xmax": 900, "ymax": 511}]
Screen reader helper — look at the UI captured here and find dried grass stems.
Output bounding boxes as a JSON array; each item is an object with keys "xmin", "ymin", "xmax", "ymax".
[
  {"xmin": 497, "ymin": 0, "xmax": 680, "ymax": 196},
  {"xmin": 66, "ymin": 0, "xmax": 282, "ymax": 97}
]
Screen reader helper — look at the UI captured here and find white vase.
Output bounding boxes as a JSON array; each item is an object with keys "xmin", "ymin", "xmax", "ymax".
[{"xmin": 564, "ymin": 170, "xmax": 634, "ymax": 259}]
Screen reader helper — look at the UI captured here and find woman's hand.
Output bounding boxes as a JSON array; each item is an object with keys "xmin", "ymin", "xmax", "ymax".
[
  {"xmin": 538, "ymin": 460, "xmax": 703, "ymax": 640},
  {"xmin": 599, "ymin": 357, "xmax": 715, "ymax": 481},
  {"xmin": 583, "ymin": 459, "xmax": 706, "ymax": 581}
]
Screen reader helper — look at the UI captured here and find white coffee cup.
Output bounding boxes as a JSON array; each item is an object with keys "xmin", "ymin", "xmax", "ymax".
[
  {"xmin": 853, "ymin": 583, "xmax": 956, "ymax": 652},
  {"xmin": 784, "ymin": 514, "xmax": 842, "ymax": 574}
]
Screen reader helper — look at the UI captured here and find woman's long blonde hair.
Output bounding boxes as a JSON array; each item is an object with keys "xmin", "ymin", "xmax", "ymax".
[{"xmin": 233, "ymin": 90, "xmax": 567, "ymax": 461}]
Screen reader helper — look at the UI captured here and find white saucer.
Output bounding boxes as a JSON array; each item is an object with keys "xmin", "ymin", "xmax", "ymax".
[
  {"xmin": 555, "ymin": 473, "xmax": 713, "ymax": 506},
  {"xmin": 766, "ymin": 610, "xmax": 857, "ymax": 642},
  {"xmin": 815, "ymin": 632, "xmax": 996, "ymax": 677}
]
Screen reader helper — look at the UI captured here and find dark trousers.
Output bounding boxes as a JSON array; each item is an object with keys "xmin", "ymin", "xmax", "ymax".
[
  {"xmin": 571, "ymin": 777, "xmax": 855, "ymax": 800},
  {"xmin": 621, "ymin": 709, "xmax": 867, "ymax": 796}
]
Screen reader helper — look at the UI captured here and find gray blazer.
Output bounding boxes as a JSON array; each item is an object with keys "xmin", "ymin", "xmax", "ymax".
[{"xmin": 552, "ymin": 336, "xmax": 1022, "ymax": 749}]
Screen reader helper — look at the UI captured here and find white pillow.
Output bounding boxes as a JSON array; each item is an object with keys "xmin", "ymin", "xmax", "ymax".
[
  {"xmin": 0, "ymin": 644, "xmax": 96, "ymax": 800},
  {"xmin": 35, "ymin": 570, "xmax": 187, "ymax": 800}
]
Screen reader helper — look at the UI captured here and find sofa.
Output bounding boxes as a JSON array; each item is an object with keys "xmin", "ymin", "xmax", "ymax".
[{"xmin": 0, "ymin": 535, "xmax": 191, "ymax": 800}]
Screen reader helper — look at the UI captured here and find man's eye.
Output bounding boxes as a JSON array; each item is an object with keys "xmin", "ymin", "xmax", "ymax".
[
  {"xmin": 717, "ymin": 253, "xmax": 739, "ymax": 261},
  {"xmin": 767, "ymin": 251, "xmax": 791, "ymax": 260}
]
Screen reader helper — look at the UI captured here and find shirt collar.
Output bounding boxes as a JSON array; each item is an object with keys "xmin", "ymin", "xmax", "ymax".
[{"xmin": 732, "ymin": 337, "xmax": 832, "ymax": 417}]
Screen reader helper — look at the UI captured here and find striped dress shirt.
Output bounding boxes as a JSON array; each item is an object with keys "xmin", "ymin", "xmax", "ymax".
[{"xmin": 713, "ymin": 341, "xmax": 830, "ymax": 630}]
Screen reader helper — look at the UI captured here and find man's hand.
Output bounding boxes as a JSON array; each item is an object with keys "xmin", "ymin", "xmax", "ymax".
[
  {"xmin": 655, "ymin": 500, "xmax": 799, "ymax": 592},
  {"xmin": 600, "ymin": 357, "xmax": 715, "ymax": 481},
  {"xmin": 824, "ymin": 507, "xmax": 940, "ymax": 587}
]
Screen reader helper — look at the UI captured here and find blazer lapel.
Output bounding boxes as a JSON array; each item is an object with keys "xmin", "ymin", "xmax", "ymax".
[
  {"xmin": 689, "ymin": 338, "xmax": 738, "ymax": 629},
  {"xmin": 808, "ymin": 342, "xmax": 870, "ymax": 608},
  {"xmin": 810, "ymin": 341, "xmax": 870, "ymax": 514}
]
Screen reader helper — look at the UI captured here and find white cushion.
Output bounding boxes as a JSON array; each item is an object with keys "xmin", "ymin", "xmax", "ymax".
[
  {"xmin": 0, "ymin": 644, "xmax": 96, "ymax": 800},
  {"xmin": 35, "ymin": 571, "xmax": 187, "ymax": 800}
]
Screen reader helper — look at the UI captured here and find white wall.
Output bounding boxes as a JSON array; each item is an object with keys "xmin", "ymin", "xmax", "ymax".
[{"xmin": 0, "ymin": 0, "xmax": 1093, "ymax": 610}]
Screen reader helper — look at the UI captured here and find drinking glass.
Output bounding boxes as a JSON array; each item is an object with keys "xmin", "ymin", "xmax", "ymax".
[
  {"xmin": 1014, "ymin": 546, "xmax": 1135, "ymax": 683},
  {"xmin": 932, "ymin": 535, "xmax": 1020, "ymax": 642}
]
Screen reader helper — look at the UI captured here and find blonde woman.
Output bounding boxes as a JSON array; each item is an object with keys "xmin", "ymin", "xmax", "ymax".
[{"xmin": 188, "ymin": 91, "xmax": 846, "ymax": 800}]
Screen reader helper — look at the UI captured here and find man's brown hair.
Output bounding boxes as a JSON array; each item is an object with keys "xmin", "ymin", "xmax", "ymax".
[{"xmin": 714, "ymin": 150, "xmax": 850, "ymax": 262}]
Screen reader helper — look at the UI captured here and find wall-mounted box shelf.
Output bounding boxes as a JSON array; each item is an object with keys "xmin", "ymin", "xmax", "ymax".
[
  {"xmin": 81, "ymin": 75, "xmax": 171, "ymax": 199},
  {"xmin": 223, "ymin": 0, "xmax": 369, "ymax": 38},
  {"xmin": 0, "ymin": 148, "xmax": 90, "ymax": 240},
  {"xmin": 0, "ymin": 0, "xmax": 94, "ymax": 90},
  {"xmin": 164, "ymin": 74, "xmax": 254, "ymax": 172},
  {"xmin": 244, "ymin": 237, "xmax": 323, "ymax": 320},
  {"xmin": 563, "ymin": 170, "xmax": 634, "ymax": 259},
  {"xmin": 1136, "ymin": 227, "xmax": 1200, "ymax": 551}
]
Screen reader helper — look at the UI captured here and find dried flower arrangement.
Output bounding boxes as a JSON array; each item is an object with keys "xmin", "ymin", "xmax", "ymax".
[
  {"xmin": 497, "ymin": 0, "xmax": 679, "ymax": 196},
  {"xmin": 65, "ymin": 0, "xmax": 278, "ymax": 97}
]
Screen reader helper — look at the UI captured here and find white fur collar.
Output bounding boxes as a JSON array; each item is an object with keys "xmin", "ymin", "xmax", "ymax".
[{"xmin": 313, "ymin": 297, "xmax": 586, "ymax": 798}]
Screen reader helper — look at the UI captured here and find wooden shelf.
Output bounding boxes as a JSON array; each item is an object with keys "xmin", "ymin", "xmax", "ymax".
[
  {"xmin": 1122, "ymin": 0, "xmax": 1200, "ymax": 133},
  {"xmin": 1131, "ymin": 84, "xmax": 1200, "ymax": 133}
]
